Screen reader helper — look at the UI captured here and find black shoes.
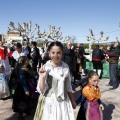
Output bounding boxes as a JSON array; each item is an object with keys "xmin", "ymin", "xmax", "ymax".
[{"xmin": 109, "ymin": 86, "xmax": 116, "ymax": 90}]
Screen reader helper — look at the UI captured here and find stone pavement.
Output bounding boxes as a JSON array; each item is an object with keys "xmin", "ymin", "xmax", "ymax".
[
  {"xmin": 0, "ymin": 78, "xmax": 120, "ymax": 120},
  {"xmin": 73, "ymin": 78, "xmax": 120, "ymax": 120}
]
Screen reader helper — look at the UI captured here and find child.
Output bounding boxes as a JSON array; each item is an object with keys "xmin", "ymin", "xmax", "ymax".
[
  {"xmin": 76, "ymin": 71, "xmax": 104, "ymax": 120},
  {"xmin": 34, "ymin": 41, "xmax": 76, "ymax": 120},
  {"xmin": 0, "ymin": 64, "xmax": 10, "ymax": 99},
  {"xmin": 12, "ymin": 56, "xmax": 31, "ymax": 120}
]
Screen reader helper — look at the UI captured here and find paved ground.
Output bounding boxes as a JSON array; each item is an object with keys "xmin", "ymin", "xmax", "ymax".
[{"xmin": 0, "ymin": 78, "xmax": 120, "ymax": 120}]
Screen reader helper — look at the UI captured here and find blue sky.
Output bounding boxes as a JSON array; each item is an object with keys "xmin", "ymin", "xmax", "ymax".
[{"xmin": 0, "ymin": 0, "xmax": 120, "ymax": 43}]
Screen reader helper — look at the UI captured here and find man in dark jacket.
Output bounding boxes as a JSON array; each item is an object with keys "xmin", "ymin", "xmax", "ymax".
[
  {"xmin": 92, "ymin": 45, "xmax": 105, "ymax": 78},
  {"xmin": 22, "ymin": 40, "xmax": 31, "ymax": 59},
  {"xmin": 78, "ymin": 43, "xmax": 85, "ymax": 75},
  {"xmin": 106, "ymin": 42, "xmax": 120, "ymax": 89},
  {"xmin": 31, "ymin": 41, "xmax": 42, "ymax": 73},
  {"xmin": 62, "ymin": 42, "xmax": 74, "ymax": 80}
]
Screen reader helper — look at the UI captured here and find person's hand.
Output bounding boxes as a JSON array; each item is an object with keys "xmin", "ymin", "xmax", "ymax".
[
  {"xmin": 107, "ymin": 46, "xmax": 110, "ymax": 51},
  {"xmin": 25, "ymin": 91, "xmax": 29, "ymax": 96},
  {"xmin": 39, "ymin": 63, "xmax": 47, "ymax": 78},
  {"xmin": 100, "ymin": 104, "xmax": 104, "ymax": 110},
  {"xmin": 11, "ymin": 67, "xmax": 14, "ymax": 72},
  {"xmin": 30, "ymin": 52, "xmax": 34, "ymax": 56},
  {"xmin": 72, "ymin": 101, "xmax": 77, "ymax": 109}
]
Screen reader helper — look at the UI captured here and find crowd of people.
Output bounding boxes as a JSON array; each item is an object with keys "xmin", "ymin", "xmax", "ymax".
[{"xmin": 0, "ymin": 39, "xmax": 120, "ymax": 120}]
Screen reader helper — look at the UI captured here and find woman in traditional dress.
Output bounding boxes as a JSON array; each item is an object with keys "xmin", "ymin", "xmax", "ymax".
[
  {"xmin": 0, "ymin": 40, "xmax": 11, "ymax": 75},
  {"xmin": 76, "ymin": 71, "xmax": 104, "ymax": 120},
  {"xmin": 0, "ymin": 64, "xmax": 10, "ymax": 99},
  {"xmin": 34, "ymin": 41, "xmax": 76, "ymax": 120},
  {"xmin": 12, "ymin": 56, "xmax": 31, "ymax": 120},
  {"xmin": 9, "ymin": 43, "xmax": 30, "ymax": 95}
]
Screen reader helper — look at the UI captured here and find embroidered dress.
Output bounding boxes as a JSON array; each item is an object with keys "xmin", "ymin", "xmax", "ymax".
[
  {"xmin": 9, "ymin": 51, "xmax": 27, "ymax": 94},
  {"xmin": 82, "ymin": 84, "xmax": 103, "ymax": 120},
  {"xmin": 0, "ymin": 47, "xmax": 11, "ymax": 75},
  {"xmin": 0, "ymin": 73, "xmax": 10, "ymax": 99},
  {"xmin": 12, "ymin": 69, "xmax": 30, "ymax": 114},
  {"xmin": 34, "ymin": 60, "xmax": 75, "ymax": 120}
]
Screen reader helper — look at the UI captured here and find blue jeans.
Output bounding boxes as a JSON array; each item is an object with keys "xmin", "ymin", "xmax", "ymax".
[{"xmin": 109, "ymin": 64, "xmax": 118, "ymax": 88}]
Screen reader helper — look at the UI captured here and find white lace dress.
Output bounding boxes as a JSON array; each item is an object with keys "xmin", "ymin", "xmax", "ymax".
[
  {"xmin": 34, "ymin": 60, "xmax": 75, "ymax": 120},
  {"xmin": 0, "ymin": 73, "xmax": 10, "ymax": 99}
]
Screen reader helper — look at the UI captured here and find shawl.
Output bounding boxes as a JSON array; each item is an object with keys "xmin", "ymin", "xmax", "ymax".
[{"xmin": 82, "ymin": 84, "xmax": 101, "ymax": 101}]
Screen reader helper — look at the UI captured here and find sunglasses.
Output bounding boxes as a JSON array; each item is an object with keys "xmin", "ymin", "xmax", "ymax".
[{"xmin": 93, "ymin": 80, "xmax": 100, "ymax": 82}]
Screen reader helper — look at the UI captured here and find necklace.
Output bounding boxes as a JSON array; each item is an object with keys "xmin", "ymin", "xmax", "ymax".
[{"xmin": 50, "ymin": 60, "xmax": 62, "ymax": 67}]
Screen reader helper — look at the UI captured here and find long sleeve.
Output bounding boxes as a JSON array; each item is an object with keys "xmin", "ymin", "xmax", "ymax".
[
  {"xmin": 11, "ymin": 56, "xmax": 16, "ymax": 68},
  {"xmin": 66, "ymin": 71, "xmax": 72, "ymax": 92},
  {"xmin": 106, "ymin": 51, "xmax": 119, "ymax": 57},
  {"xmin": 76, "ymin": 94, "xmax": 86, "ymax": 105}
]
